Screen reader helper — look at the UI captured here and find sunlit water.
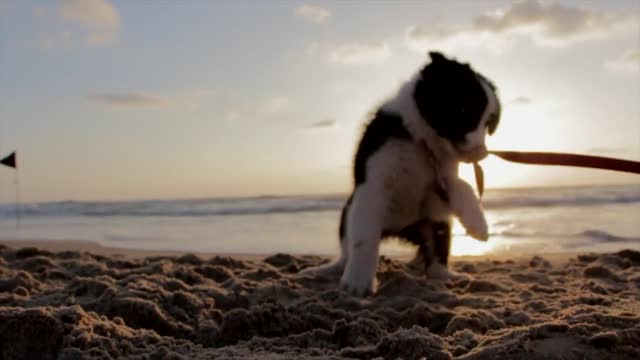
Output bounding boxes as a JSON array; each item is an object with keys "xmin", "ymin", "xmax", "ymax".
[{"xmin": 1, "ymin": 185, "xmax": 639, "ymax": 257}]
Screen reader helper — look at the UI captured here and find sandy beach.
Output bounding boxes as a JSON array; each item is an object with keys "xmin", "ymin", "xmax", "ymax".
[{"xmin": 0, "ymin": 240, "xmax": 638, "ymax": 359}]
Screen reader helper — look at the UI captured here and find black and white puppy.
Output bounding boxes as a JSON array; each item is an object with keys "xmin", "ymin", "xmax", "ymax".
[{"xmin": 301, "ymin": 51, "xmax": 501, "ymax": 296}]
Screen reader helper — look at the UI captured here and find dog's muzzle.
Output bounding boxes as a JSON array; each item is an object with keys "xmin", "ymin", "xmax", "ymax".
[{"xmin": 459, "ymin": 145, "xmax": 488, "ymax": 163}]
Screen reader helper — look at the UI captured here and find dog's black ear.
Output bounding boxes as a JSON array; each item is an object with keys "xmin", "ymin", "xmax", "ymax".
[{"xmin": 428, "ymin": 51, "xmax": 448, "ymax": 63}]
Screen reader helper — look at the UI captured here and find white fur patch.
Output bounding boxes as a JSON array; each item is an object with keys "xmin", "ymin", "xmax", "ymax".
[
  {"xmin": 337, "ymin": 138, "xmax": 452, "ymax": 295},
  {"xmin": 447, "ymin": 178, "xmax": 488, "ymax": 241}
]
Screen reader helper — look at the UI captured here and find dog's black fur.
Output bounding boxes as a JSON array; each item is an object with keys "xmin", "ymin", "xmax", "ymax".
[
  {"xmin": 341, "ymin": 51, "xmax": 500, "ymax": 274},
  {"xmin": 301, "ymin": 51, "xmax": 501, "ymax": 294},
  {"xmin": 415, "ymin": 52, "xmax": 500, "ymax": 145}
]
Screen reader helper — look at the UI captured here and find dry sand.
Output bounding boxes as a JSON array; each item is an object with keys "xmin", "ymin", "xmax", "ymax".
[{"xmin": 0, "ymin": 240, "xmax": 639, "ymax": 359}]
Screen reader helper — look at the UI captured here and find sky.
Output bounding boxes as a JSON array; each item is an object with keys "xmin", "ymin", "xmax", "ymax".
[{"xmin": 0, "ymin": 0, "xmax": 639, "ymax": 202}]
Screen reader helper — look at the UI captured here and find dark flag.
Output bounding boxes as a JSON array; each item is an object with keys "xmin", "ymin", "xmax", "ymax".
[{"xmin": 0, "ymin": 151, "xmax": 16, "ymax": 169}]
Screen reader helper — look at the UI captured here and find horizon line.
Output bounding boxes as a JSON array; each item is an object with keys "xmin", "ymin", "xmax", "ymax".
[{"xmin": 1, "ymin": 182, "xmax": 638, "ymax": 206}]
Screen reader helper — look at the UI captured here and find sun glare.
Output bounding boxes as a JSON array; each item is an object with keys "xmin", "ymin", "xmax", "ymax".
[
  {"xmin": 459, "ymin": 156, "xmax": 521, "ymax": 190},
  {"xmin": 457, "ymin": 96, "xmax": 574, "ymax": 190},
  {"xmin": 450, "ymin": 217, "xmax": 498, "ymax": 256}
]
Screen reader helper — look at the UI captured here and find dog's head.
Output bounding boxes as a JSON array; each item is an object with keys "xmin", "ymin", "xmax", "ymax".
[{"xmin": 414, "ymin": 51, "xmax": 501, "ymax": 163}]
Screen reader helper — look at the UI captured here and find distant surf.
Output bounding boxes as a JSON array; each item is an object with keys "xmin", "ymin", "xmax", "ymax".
[
  {"xmin": 0, "ymin": 185, "xmax": 639, "ymax": 218},
  {"xmin": 1, "ymin": 185, "xmax": 638, "ymax": 256}
]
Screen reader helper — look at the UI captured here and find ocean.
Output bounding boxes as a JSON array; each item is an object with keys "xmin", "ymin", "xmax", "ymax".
[{"xmin": 1, "ymin": 184, "xmax": 639, "ymax": 257}]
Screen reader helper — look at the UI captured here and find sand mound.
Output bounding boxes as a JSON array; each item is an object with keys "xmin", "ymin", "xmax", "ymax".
[{"xmin": 0, "ymin": 245, "xmax": 639, "ymax": 359}]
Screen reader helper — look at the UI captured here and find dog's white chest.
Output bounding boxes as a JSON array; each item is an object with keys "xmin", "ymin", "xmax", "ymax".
[{"xmin": 364, "ymin": 139, "xmax": 450, "ymax": 230}]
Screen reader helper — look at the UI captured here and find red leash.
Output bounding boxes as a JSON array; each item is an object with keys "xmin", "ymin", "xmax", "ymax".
[
  {"xmin": 489, "ymin": 151, "xmax": 640, "ymax": 174},
  {"xmin": 474, "ymin": 151, "xmax": 640, "ymax": 197}
]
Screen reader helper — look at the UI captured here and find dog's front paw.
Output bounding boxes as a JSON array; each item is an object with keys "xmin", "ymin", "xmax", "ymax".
[
  {"xmin": 340, "ymin": 269, "xmax": 377, "ymax": 297},
  {"xmin": 447, "ymin": 179, "xmax": 489, "ymax": 241},
  {"xmin": 462, "ymin": 212, "xmax": 488, "ymax": 241},
  {"xmin": 455, "ymin": 200, "xmax": 488, "ymax": 241}
]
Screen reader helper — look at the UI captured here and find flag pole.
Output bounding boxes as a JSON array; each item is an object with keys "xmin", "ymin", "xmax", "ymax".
[
  {"xmin": 15, "ymin": 166, "xmax": 20, "ymax": 228},
  {"xmin": 0, "ymin": 150, "xmax": 19, "ymax": 226}
]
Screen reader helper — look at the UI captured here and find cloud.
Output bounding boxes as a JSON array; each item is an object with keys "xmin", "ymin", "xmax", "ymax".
[
  {"xmin": 307, "ymin": 119, "xmax": 336, "ymax": 129},
  {"xmin": 180, "ymin": 89, "xmax": 214, "ymax": 111},
  {"xmin": 308, "ymin": 41, "xmax": 391, "ymax": 65},
  {"xmin": 605, "ymin": 48, "xmax": 640, "ymax": 73},
  {"xmin": 29, "ymin": 0, "xmax": 120, "ymax": 48},
  {"xmin": 261, "ymin": 96, "xmax": 290, "ymax": 113},
  {"xmin": 33, "ymin": 31, "xmax": 73, "ymax": 50},
  {"xmin": 60, "ymin": 0, "xmax": 119, "ymax": 28},
  {"xmin": 222, "ymin": 95, "xmax": 291, "ymax": 121},
  {"xmin": 509, "ymin": 96, "xmax": 532, "ymax": 105},
  {"xmin": 329, "ymin": 42, "xmax": 391, "ymax": 65},
  {"xmin": 60, "ymin": 0, "xmax": 120, "ymax": 45},
  {"xmin": 406, "ymin": 0, "xmax": 638, "ymax": 51},
  {"xmin": 87, "ymin": 89, "xmax": 214, "ymax": 110},
  {"xmin": 85, "ymin": 31, "xmax": 117, "ymax": 46},
  {"xmin": 88, "ymin": 92, "xmax": 169, "ymax": 107},
  {"xmin": 224, "ymin": 111, "xmax": 241, "ymax": 121},
  {"xmin": 294, "ymin": 4, "xmax": 330, "ymax": 24}
]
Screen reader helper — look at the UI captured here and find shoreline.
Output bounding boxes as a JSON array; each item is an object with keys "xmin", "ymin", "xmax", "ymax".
[{"xmin": 0, "ymin": 238, "xmax": 580, "ymax": 265}]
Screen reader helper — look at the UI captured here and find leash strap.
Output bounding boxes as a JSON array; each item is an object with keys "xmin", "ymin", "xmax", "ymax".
[
  {"xmin": 473, "ymin": 162, "xmax": 484, "ymax": 198},
  {"xmin": 474, "ymin": 151, "xmax": 640, "ymax": 198},
  {"xmin": 489, "ymin": 151, "xmax": 640, "ymax": 174}
]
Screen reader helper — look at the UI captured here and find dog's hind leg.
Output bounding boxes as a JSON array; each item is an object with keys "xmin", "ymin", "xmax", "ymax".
[
  {"xmin": 399, "ymin": 220, "xmax": 434, "ymax": 270},
  {"xmin": 299, "ymin": 195, "xmax": 352, "ymax": 276},
  {"xmin": 425, "ymin": 220, "xmax": 453, "ymax": 279},
  {"xmin": 424, "ymin": 219, "xmax": 471, "ymax": 281},
  {"xmin": 403, "ymin": 219, "xmax": 459, "ymax": 280}
]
